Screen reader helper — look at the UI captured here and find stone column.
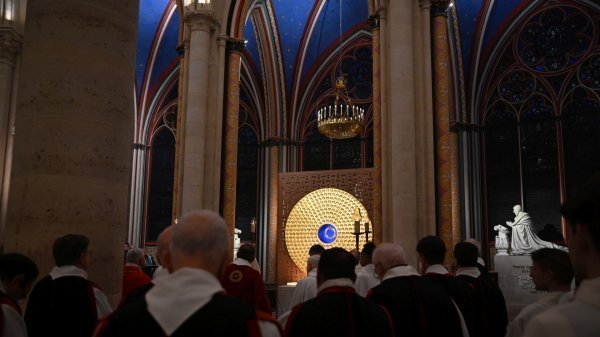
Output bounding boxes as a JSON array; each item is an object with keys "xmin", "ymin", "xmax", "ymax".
[
  {"xmin": 0, "ymin": 26, "xmax": 21, "ymax": 247},
  {"xmin": 381, "ymin": 0, "xmax": 422, "ymax": 264},
  {"xmin": 415, "ymin": 0, "xmax": 436, "ymax": 240},
  {"xmin": 431, "ymin": 0, "xmax": 461, "ymax": 262},
  {"xmin": 222, "ymin": 38, "xmax": 245, "ymax": 240},
  {"xmin": 179, "ymin": 3, "xmax": 217, "ymax": 214},
  {"xmin": 173, "ymin": 39, "xmax": 189, "ymax": 220},
  {"xmin": 267, "ymin": 144, "xmax": 278, "ymax": 283},
  {"xmin": 4, "ymin": 0, "xmax": 139, "ymax": 305},
  {"xmin": 368, "ymin": 14, "xmax": 382, "ymax": 244}
]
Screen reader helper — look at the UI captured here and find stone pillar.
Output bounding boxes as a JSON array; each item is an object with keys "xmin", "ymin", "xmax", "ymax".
[
  {"xmin": 415, "ymin": 0, "xmax": 436, "ymax": 240},
  {"xmin": 368, "ymin": 14, "xmax": 382, "ymax": 244},
  {"xmin": 0, "ymin": 26, "xmax": 21, "ymax": 247},
  {"xmin": 381, "ymin": 0, "xmax": 422, "ymax": 264},
  {"xmin": 431, "ymin": 0, "xmax": 461, "ymax": 262},
  {"xmin": 173, "ymin": 40, "xmax": 189, "ymax": 221},
  {"xmin": 267, "ymin": 145, "xmax": 278, "ymax": 283},
  {"xmin": 222, "ymin": 38, "xmax": 245, "ymax": 241},
  {"xmin": 4, "ymin": 0, "xmax": 139, "ymax": 305},
  {"xmin": 179, "ymin": 3, "xmax": 217, "ymax": 214}
]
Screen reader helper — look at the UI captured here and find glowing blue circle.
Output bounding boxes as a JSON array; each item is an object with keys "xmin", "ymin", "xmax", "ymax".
[{"xmin": 318, "ymin": 224, "xmax": 338, "ymax": 244}]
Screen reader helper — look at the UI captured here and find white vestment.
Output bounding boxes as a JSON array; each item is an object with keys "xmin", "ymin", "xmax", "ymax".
[
  {"xmin": 288, "ymin": 268, "xmax": 318, "ymax": 309},
  {"xmin": 354, "ymin": 264, "xmax": 380, "ymax": 297},
  {"xmin": 0, "ymin": 283, "xmax": 27, "ymax": 337},
  {"xmin": 505, "ymin": 291, "xmax": 568, "ymax": 337},
  {"xmin": 522, "ymin": 276, "xmax": 600, "ymax": 337}
]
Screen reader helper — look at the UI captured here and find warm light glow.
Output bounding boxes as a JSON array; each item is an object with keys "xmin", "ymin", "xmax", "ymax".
[
  {"xmin": 1, "ymin": 0, "xmax": 15, "ymax": 21},
  {"xmin": 314, "ymin": 0, "xmax": 364, "ymax": 139},
  {"xmin": 316, "ymin": 76, "xmax": 365, "ymax": 139},
  {"xmin": 285, "ymin": 188, "xmax": 370, "ymax": 271}
]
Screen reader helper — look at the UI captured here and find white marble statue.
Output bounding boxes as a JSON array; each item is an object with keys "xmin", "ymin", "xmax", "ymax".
[
  {"xmin": 494, "ymin": 225, "xmax": 509, "ymax": 255},
  {"xmin": 503, "ymin": 205, "xmax": 567, "ymax": 255},
  {"xmin": 233, "ymin": 228, "xmax": 242, "ymax": 258}
]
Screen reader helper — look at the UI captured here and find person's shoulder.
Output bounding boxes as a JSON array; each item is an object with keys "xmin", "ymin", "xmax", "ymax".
[
  {"xmin": 119, "ymin": 283, "xmax": 154, "ymax": 308},
  {"xmin": 522, "ymin": 306, "xmax": 571, "ymax": 337},
  {"xmin": 296, "ymin": 275, "xmax": 315, "ymax": 286},
  {"xmin": 94, "ymin": 297, "xmax": 157, "ymax": 337},
  {"xmin": 201, "ymin": 293, "xmax": 263, "ymax": 322}
]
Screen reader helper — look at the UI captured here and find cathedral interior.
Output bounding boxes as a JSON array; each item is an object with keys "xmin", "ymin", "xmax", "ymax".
[{"xmin": 0, "ymin": 0, "xmax": 599, "ymax": 306}]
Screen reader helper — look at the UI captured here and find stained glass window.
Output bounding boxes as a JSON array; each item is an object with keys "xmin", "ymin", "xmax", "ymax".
[
  {"xmin": 482, "ymin": 3, "xmax": 599, "ymax": 240},
  {"xmin": 484, "ymin": 103, "xmax": 520, "ymax": 239},
  {"xmin": 303, "ymin": 122, "xmax": 331, "ymax": 171},
  {"xmin": 562, "ymin": 87, "xmax": 600, "ymax": 197},
  {"xmin": 235, "ymin": 124, "xmax": 259, "ymax": 242},
  {"xmin": 520, "ymin": 94, "xmax": 560, "ymax": 232},
  {"xmin": 146, "ymin": 127, "xmax": 175, "ymax": 242}
]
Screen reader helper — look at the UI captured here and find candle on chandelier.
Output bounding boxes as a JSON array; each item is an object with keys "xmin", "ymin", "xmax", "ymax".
[
  {"xmin": 365, "ymin": 221, "xmax": 370, "ymax": 233},
  {"xmin": 354, "ymin": 220, "xmax": 361, "ymax": 234}
]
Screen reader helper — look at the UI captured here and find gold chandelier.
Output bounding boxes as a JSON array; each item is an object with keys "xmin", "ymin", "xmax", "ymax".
[
  {"xmin": 317, "ymin": 76, "xmax": 365, "ymax": 139},
  {"xmin": 315, "ymin": 0, "xmax": 364, "ymax": 140}
]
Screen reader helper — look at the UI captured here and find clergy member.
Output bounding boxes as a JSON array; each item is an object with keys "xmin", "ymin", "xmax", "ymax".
[
  {"xmin": 506, "ymin": 248, "xmax": 573, "ymax": 337},
  {"xmin": 221, "ymin": 244, "xmax": 272, "ymax": 313},
  {"xmin": 25, "ymin": 234, "xmax": 113, "ymax": 337},
  {"xmin": 0, "ymin": 253, "xmax": 38, "ymax": 337},
  {"xmin": 284, "ymin": 247, "xmax": 393, "ymax": 337},
  {"xmin": 288, "ymin": 254, "xmax": 319, "ymax": 308},
  {"xmin": 120, "ymin": 248, "xmax": 152, "ymax": 304},
  {"xmin": 368, "ymin": 242, "xmax": 464, "ymax": 337},
  {"xmin": 523, "ymin": 175, "xmax": 600, "ymax": 337},
  {"xmin": 452, "ymin": 242, "xmax": 508, "ymax": 337},
  {"xmin": 354, "ymin": 242, "xmax": 380, "ymax": 296},
  {"xmin": 93, "ymin": 210, "xmax": 281, "ymax": 337}
]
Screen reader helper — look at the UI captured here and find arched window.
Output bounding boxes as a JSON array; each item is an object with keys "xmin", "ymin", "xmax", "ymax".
[
  {"xmin": 235, "ymin": 115, "xmax": 259, "ymax": 243},
  {"xmin": 146, "ymin": 126, "xmax": 175, "ymax": 242},
  {"xmin": 302, "ymin": 121, "xmax": 331, "ymax": 171},
  {"xmin": 301, "ymin": 43, "xmax": 373, "ymax": 171},
  {"xmin": 482, "ymin": 3, "xmax": 600, "ymax": 240}
]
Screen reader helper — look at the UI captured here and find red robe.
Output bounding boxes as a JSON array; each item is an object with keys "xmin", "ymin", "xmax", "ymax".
[
  {"xmin": 121, "ymin": 265, "xmax": 152, "ymax": 305},
  {"xmin": 220, "ymin": 262, "xmax": 271, "ymax": 313}
]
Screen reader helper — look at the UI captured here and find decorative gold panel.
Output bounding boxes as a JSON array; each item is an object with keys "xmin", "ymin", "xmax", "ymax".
[
  {"xmin": 285, "ymin": 188, "xmax": 370, "ymax": 271},
  {"xmin": 278, "ymin": 168, "xmax": 374, "ymax": 284}
]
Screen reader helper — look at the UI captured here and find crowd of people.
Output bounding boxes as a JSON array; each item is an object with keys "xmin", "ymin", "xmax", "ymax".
[{"xmin": 0, "ymin": 175, "xmax": 598, "ymax": 337}]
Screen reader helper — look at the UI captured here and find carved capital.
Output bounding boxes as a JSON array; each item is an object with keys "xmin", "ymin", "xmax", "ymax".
[
  {"xmin": 418, "ymin": 0, "xmax": 431, "ymax": 10},
  {"xmin": 368, "ymin": 14, "xmax": 380, "ymax": 30},
  {"xmin": 0, "ymin": 27, "xmax": 22, "ymax": 64},
  {"xmin": 261, "ymin": 137, "xmax": 294, "ymax": 148},
  {"xmin": 184, "ymin": 8, "xmax": 218, "ymax": 32},
  {"xmin": 217, "ymin": 35, "xmax": 228, "ymax": 47},
  {"xmin": 226, "ymin": 38, "xmax": 246, "ymax": 53},
  {"xmin": 430, "ymin": 0, "xmax": 450, "ymax": 17},
  {"xmin": 377, "ymin": 3, "xmax": 388, "ymax": 21},
  {"xmin": 176, "ymin": 43, "xmax": 185, "ymax": 56}
]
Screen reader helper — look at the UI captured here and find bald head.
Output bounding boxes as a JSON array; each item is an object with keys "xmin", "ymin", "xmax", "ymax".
[
  {"xmin": 126, "ymin": 248, "xmax": 145, "ymax": 266},
  {"xmin": 156, "ymin": 226, "xmax": 173, "ymax": 272},
  {"xmin": 372, "ymin": 242, "xmax": 407, "ymax": 276},
  {"xmin": 170, "ymin": 210, "xmax": 230, "ymax": 276}
]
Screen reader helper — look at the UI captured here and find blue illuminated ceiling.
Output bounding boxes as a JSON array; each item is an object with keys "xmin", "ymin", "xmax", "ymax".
[
  {"xmin": 136, "ymin": 0, "xmax": 179, "ymax": 100},
  {"xmin": 243, "ymin": 0, "xmax": 369, "ymax": 97},
  {"xmin": 134, "ymin": 1, "xmax": 597, "ymax": 117},
  {"xmin": 244, "ymin": 18, "xmax": 263, "ymax": 79},
  {"xmin": 454, "ymin": 0, "xmax": 534, "ymax": 81}
]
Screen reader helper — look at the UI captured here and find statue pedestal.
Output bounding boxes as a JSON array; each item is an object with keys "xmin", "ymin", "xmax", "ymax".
[{"xmin": 494, "ymin": 255, "xmax": 541, "ymax": 320}]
